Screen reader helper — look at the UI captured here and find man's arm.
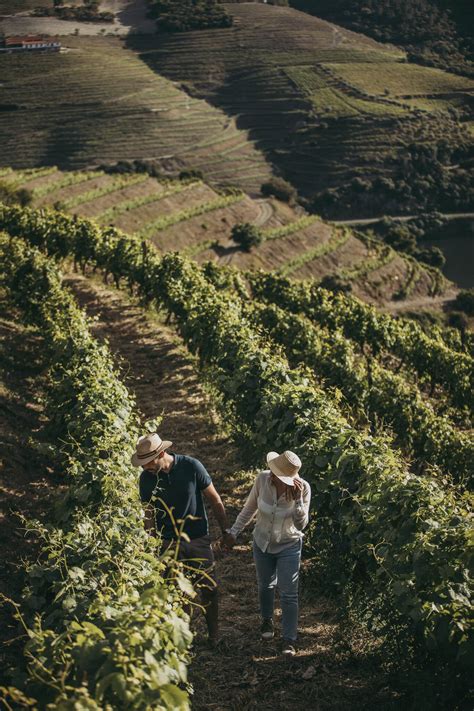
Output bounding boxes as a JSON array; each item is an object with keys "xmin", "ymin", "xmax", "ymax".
[{"xmin": 202, "ymin": 483, "xmax": 228, "ymax": 533}]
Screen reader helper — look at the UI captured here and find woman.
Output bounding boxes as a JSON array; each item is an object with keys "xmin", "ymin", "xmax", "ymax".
[{"xmin": 224, "ymin": 450, "xmax": 311, "ymax": 656}]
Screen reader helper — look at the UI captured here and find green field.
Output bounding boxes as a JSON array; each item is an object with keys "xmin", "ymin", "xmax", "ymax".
[
  {"xmin": 2, "ymin": 2, "xmax": 470, "ymax": 202},
  {"xmin": 284, "ymin": 65, "xmax": 405, "ymax": 118},
  {"xmin": 324, "ymin": 62, "xmax": 474, "ymax": 97}
]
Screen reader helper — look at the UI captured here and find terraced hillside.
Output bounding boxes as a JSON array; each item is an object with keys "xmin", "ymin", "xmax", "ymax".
[
  {"xmin": 0, "ymin": 36, "xmax": 272, "ymax": 194},
  {"xmin": 0, "ymin": 0, "xmax": 52, "ymax": 12},
  {"xmin": 131, "ymin": 2, "xmax": 473, "ymax": 202},
  {"xmin": 4, "ymin": 166, "xmax": 450, "ymax": 303}
]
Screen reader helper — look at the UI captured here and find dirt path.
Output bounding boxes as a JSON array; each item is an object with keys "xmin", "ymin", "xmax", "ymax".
[
  {"xmin": 382, "ymin": 290, "xmax": 458, "ymax": 314},
  {"xmin": 331, "ymin": 213, "xmax": 474, "ymax": 227},
  {"xmin": 65, "ymin": 273, "xmax": 402, "ymax": 710},
  {"xmin": 254, "ymin": 200, "xmax": 275, "ymax": 228},
  {"xmin": 0, "ymin": 302, "xmax": 64, "ymax": 679}
]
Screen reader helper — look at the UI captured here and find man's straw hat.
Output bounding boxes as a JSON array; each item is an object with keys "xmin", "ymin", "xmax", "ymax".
[
  {"xmin": 131, "ymin": 433, "xmax": 172, "ymax": 467},
  {"xmin": 266, "ymin": 450, "xmax": 302, "ymax": 486}
]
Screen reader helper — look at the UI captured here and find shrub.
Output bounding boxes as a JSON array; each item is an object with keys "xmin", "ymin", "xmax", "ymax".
[
  {"xmin": 33, "ymin": 5, "xmax": 114, "ymax": 21},
  {"xmin": 0, "ymin": 181, "xmax": 32, "ymax": 207},
  {"xmin": 319, "ymin": 274, "xmax": 353, "ymax": 294},
  {"xmin": 260, "ymin": 177, "xmax": 297, "ymax": 204},
  {"xmin": 100, "ymin": 160, "xmax": 166, "ymax": 179},
  {"xmin": 416, "ymin": 245, "xmax": 446, "ymax": 268},
  {"xmin": 351, "ymin": 177, "xmax": 372, "ymax": 192},
  {"xmin": 179, "ymin": 169, "xmax": 204, "ymax": 181},
  {"xmin": 452, "ymin": 288, "xmax": 474, "ymax": 316},
  {"xmin": 231, "ymin": 222, "xmax": 263, "ymax": 251},
  {"xmin": 148, "ymin": 0, "xmax": 233, "ymax": 31},
  {"xmin": 448, "ymin": 311, "xmax": 469, "ymax": 347}
]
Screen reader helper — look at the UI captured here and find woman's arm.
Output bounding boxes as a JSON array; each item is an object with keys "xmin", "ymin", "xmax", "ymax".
[
  {"xmin": 228, "ymin": 475, "xmax": 261, "ymax": 539},
  {"xmin": 293, "ymin": 480, "xmax": 311, "ymax": 531}
]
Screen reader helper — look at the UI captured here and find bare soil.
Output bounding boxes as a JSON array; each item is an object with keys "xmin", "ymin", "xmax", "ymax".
[
  {"xmin": 0, "ymin": 0, "xmax": 155, "ymax": 36},
  {"xmin": 65, "ymin": 273, "xmax": 403, "ymax": 710}
]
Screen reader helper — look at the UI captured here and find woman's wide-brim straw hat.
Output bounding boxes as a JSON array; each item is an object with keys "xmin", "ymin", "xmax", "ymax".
[
  {"xmin": 267, "ymin": 450, "xmax": 302, "ymax": 486},
  {"xmin": 131, "ymin": 433, "xmax": 172, "ymax": 467}
]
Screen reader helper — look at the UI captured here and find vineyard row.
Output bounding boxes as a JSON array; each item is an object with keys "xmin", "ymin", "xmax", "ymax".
[
  {"xmin": 0, "ymin": 235, "xmax": 192, "ymax": 710},
  {"xmin": 134, "ymin": 191, "xmax": 245, "ymax": 239},
  {"xmin": 202, "ymin": 257, "xmax": 473, "ymax": 485},
  {"xmin": 61, "ymin": 174, "xmax": 149, "ymax": 210},
  {"xmin": 279, "ymin": 228, "xmax": 350, "ymax": 276},
  {"xmin": 96, "ymin": 179, "xmax": 202, "ymax": 223},
  {"xmin": 247, "ymin": 272, "xmax": 473, "ymax": 411},
  {"xmin": 32, "ymin": 170, "xmax": 104, "ymax": 199},
  {"xmin": 242, "ymin": 300, "xmax": 473, "ymax": 487}
]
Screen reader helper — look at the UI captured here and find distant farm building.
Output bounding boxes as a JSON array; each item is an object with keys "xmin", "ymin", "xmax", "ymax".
[{"xmin": 0, "ymin": 36, "xmax": 61, "ymax": 53}]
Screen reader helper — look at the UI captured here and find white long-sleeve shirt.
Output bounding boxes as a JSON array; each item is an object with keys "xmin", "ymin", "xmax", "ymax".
[{"xmin": 230, "ymin": 470, "xmax": 311, "ymax": 553}]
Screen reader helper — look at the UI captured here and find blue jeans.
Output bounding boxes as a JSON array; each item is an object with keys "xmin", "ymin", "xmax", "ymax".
[{"xmin": 252, "ymin": 539, "xmax": 302, "ymax": 641}]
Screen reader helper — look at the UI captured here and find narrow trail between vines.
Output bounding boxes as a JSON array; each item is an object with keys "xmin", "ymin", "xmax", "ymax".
[{"xmin": 66, "ymin": 273, "xmax": 402, "ymax": 711}]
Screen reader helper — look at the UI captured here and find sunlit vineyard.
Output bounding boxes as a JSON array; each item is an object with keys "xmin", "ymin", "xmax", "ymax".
[
  {"xmin": 0, "ymin": 203, "xmax": 472, "ymax": 707},
  {"xmin": 0, "ymin": 1, "xmax": 472, "ymax": 707}
]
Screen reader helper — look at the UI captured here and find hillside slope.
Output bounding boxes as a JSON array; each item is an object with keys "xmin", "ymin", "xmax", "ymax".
[
  {"xmin": 0, "ymin": 36, "xmax": 272, "ymax": 194},
  {"xmin": 3, "ymin": 167, "xmax": 450, "ymax": 304},
  {"xmin": 130, "ymin": 2, "xmax": 473, "ymax": 213},
  {"xmin": 290, "ymin": 0, "xmax": 474, "ymax": 77}
]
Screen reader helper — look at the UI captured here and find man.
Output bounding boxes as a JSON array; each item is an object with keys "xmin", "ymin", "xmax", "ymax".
[{"xmin": 131, "ymin": 432, "xmax": 229, "ymax": 646}]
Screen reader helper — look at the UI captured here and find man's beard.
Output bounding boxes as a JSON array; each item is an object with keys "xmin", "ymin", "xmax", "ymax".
[{"xmin": 144, "ymin": 460, "xmax": 162, "ymax": 473}]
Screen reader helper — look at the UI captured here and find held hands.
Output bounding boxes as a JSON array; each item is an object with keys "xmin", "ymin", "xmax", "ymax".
[
  {"xmin": 222, "ymin": 530, "xmax": 236, "ymax": 550},
  {"xmin": 211, "ymin": 530, "xmax": 236, "ymax": 560}
]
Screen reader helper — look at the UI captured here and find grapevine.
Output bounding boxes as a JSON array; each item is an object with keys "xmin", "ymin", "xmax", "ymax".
[
  {"xmin": 0, "ymin": 204, "xmax": 471, "ymax": 680},
  {"xmin": 0, "ymin": 234, "xmax": 193, "ymax": 709}
]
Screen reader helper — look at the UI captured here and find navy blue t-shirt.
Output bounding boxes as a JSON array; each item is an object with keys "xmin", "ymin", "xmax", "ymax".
[{"xmin": 139, "ymin": 453, "xmax": 212, "ymax": 540}]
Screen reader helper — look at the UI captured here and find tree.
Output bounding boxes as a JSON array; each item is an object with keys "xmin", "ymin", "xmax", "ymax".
[
  {"xmin": 452, "ymin": 289, "xmax": 474, "ymax": 316},
  {"xmin": 261, "ymin": 177, "xmax": 296, "ymax": 204},
  {"xmin": 231, "ymin": 223, "xmax": 263, "ymax": 252},
  {"xmin": 0, "ymin": 182, "xmax": 32, "ymax": 207},
  {"xmin": 448, "ymin": 311, "xmax": 469, "ymax": 347},
  {"xmin": 148, "ymin": 0, "xmax": 233, "ymax": 32},
  {"xmin": 416, "ymin": 246, "xmax": 446, "ymax": 269},
  {"xmin": 319, "ymin": 274, "xmax": 352, "ymax": 294}
]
